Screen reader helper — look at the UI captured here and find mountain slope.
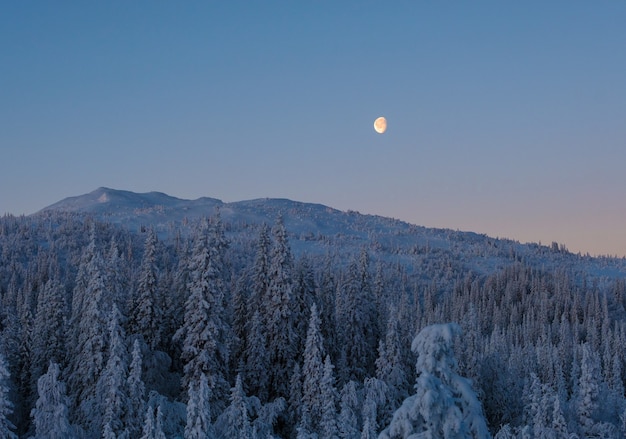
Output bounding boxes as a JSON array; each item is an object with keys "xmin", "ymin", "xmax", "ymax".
[{"xmin": 40, "ymin": 187, "xmax": 626, "ymax": 280}]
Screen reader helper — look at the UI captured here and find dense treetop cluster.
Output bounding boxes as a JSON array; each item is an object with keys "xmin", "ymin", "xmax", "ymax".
[{"xmin": 0, "ymin": 211, "xmax": 625, "ymax": 438}]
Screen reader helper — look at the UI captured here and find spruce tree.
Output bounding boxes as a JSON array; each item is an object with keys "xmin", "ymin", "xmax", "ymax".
[
  {"xmin": 265, "ymin": 216, "xmax": 297, "ymax": 399},
  {"xmin": 375, "ymin": 304, "xmax": 409, "ymax": 422},
  {"xmin": 302, "ymin": 303, "xmax": 326, "ymax": 428},
  {"xmin": 243, "ymin": 310, "xmax": 269, "ymax": 401},
  {"xmin": 288, "ymin": 362, "xmax": 303, "ymax": 434},
  {"xmin": 66, "ymin": 248, "xmax": 110, "ymax": 432},
  {"xmin": 379, "ymin": 323, "xmax": 491, "ymax": 439},
  {"xmin": 337, "ymin": 381, "xmax": 360, "ymax": 439},
  {"xmin": 127, "ymin": 339, "xmax": 146, "ymax": 438},
  {"xmin": 335, "ymin": 251, "xmax": 377, "ymax": 382},
  {"xmin": 231, "ymin": 275, "xmax": 249, "ymax": 374},
  {"xmin": 140, "ymin": 408, "xmax": 156, "ymax": 439},
  {"xmin": 131, "ymin": 228, "xmax": 162, "ymax": 350},
  {"xmin": 293, "ymin": 256, "xmax": 317, "ymax": 356},
  {"xmin": 185, "ymin": 373, "xmax": 214, "ymax": 439},
  {"xmin": 140, "ymin": 405, "xmax": 166, "ymax": 439},
  {"xmin": 31, "ymin": 362, "xmax": 74, "ymax": 439},
  {"xmin": 0, "ymin": 353, "xmax": 17, "ymax": 439},
  {"xmin": 215, "ymin": 373, "xmax": 252, "ymax": 439},
  {"xmin": 175, "ymin": 217, "xmax": 230, "ymax": 408},
  {"xmin": 575, "ymin": 343, "xmax": 601, "ymax": 435},
  {"xmin": 98, "ymin": 304, "xmax": 130, "ymax": 438},
  {"xmin": 250, "ymin": 224, "xmax": 271, "ymax": 317},
  {"xmin": 31, "ymin": 277, "xmax": 66, "ymax": 392},
  {"xmin": 319, "ymin": 356, "xmax": 339, "ymax": 439}
]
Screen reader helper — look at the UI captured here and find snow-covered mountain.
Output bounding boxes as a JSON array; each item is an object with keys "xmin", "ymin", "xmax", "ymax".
[{"xmin": 40, "ymin": 187, "xmax": 626, "ymax": 281}]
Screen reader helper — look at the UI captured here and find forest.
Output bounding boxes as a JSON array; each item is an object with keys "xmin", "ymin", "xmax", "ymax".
[{"xmin": 1, "ymin": 210, "xmax": 626, "ymax": 438}]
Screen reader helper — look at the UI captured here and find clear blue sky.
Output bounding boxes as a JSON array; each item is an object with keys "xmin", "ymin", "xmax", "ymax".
[{"xmin": 2, "ymin": 1, "xmax": 625, "ymax": 256}]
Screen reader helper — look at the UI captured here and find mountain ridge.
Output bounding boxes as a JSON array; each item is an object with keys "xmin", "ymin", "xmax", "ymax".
[{"xmin": 37, "ymin": 187, "xmax": 626, "ymax": 281}]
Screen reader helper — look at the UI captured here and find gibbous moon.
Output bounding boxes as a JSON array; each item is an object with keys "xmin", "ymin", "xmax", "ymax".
[{"xmin": 374, "ymin": 116, "xmax": 387, "ymax": 134}]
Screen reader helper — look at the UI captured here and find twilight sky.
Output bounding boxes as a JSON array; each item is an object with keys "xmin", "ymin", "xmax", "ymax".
[{"xmin": 2, "ymin": 1, "xmax": 625, "ymax": 256}]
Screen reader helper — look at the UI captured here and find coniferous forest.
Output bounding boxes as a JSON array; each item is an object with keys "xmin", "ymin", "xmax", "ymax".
[{"xmin": 1, "ymin": 209, "xmax": 626, "ymax": 438}]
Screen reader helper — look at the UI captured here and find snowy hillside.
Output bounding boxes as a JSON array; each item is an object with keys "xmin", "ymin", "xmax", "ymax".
[{"xmin": 41, "ymin": 187, "xmax": 626, "ymax": 281}]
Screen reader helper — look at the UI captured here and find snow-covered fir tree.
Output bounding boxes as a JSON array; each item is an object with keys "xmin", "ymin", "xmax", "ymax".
[
  {"xmin": 335, "ymin": 250, "xmax": 377, "ymax": 383},
  {"xmin": 337, "ymin": 381, "xmax": 360, "ymax": 439},
  {"xmin": 361, "ymin": 377, "xmax": 387, "ymax": 438},
  {"xmin": 66, "ymin": 245, "xmax": 111, "ymax": 433},
  {"xmin": 130, "ymin": 228, "xmax": 162, "ymax": 350},
  {"xmin": 97, "ymin": 304, "xmax": 130, "ymax": 438},
  {"xmin": 215, "ymin": 373, "xmax": 252, "ymax": 439},
  {"xmin": 140, "ymin": 405, "xmax": 166, "ymax": 439},
  {"xmin": 319, "ymin": 356, "xmax": 339, "ymax": 439},
  {"xmin": 265, "ymin": 216, "xmax": 298, "ymax": 400},
  {"xmin": 375, "ymin": 304, "xmax": 409, "ymax": 424},
  {"xmin": 574, "ymin": 342, "xmax": 602, "ymax": 437},
  {"xmin": 185, "ymin": 373, "xmax": 214, "ymax": 439},
  {"xmin": 302, "ymin": 303, "xmax": 327, "ymax": 430},
  {"xmin": 0, "ymin": 353, "xmax": 17, "ymax": 439},
  {"xmin": 379, "ymin": 323, "xmax": 491, "ymax": 439},
  {"xmin": 127, "ymin": 338, "xmax": 146, "ymax": 438},
  {"xmin": 30, "ymin": 276, "xmax": 66, "ymax": 397},
  {"xmin": 243, "ymin": 310, "xmax": 269, "ymax": 402},
  {"xmin": 174, "ymin": 217, "xmax": 231, "ymax": 409},
  {"xmin": 30, "ymin": 362, "xmax": 74, "ymax": 439}
]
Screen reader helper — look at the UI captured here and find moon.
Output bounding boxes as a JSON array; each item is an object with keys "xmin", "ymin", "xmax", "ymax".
[{"xmin": 374, "ymin": 116, "xmax": 387, "ymax": 134}]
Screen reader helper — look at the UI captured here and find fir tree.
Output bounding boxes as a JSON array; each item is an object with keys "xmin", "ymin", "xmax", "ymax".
[
  {"xmin": 375, "ymin": 304, "xmax": 409, "ymax": 423},
  {"xmin": 185, "ymin": 374, "xmax": 214, "ymax": 439},
  {"xmin": 379, "ymin": 323, "xmax": 491, "ymax": 439},
  {"xmin": 243, "ymin": 310, "xmax": 269, "ymax": 402},
  {"xmin": 0, "ymin": 353, "xmax": 17, "ymax": 439},
  {"xmin": 141, "ymin": 406, "xmax": 156, "ymax": 439},
  {"xmin": 127, "ymin": 339, "xmax": 146, "ymax": 438},
  {"xmin": 319, "ymin": 356, "xmax": 339, "ymax": 439},
  {"xmin": 575, "ymin": 343, "xmax": 601, "ymax": 436},
  {"xmin": 98, "ymin": 304, "xmax": 130, "ymax": 438},
  {"xmin": 302, "ymin": 303, "xmax": 326, "ymax": 428},
  {"xmin": 251, "ymin": 397, "xmax": 286, "ymax": 438},
  {"xmin": 288, "ymin": 363, "xmax": 303, "ymax": 435},
  {"xmin": 552, "ymin": 395, "xmax": 568, "ymax": 439},
  {"xmin": 31, "ymin": 362, "xmax": 74, "ymax": 439},
  {"xmin": 335, "ymin": 251, "xmax": 377, "ymax": 382},
  {"xmin": 293, "ymin": 256, "xmax": 317, "ymax": 356},
  {"xmin": 66, "ymin": 248, "xmax": 110, "ymax": 431},
  {"xmin": 140, "ymin": 405, "xmax": 166, "ymax": 439},
  {"xmin": 231, "ymin": 275, "xmax": 249, "ymax": 374},
  {"xmin": 164, "ymin": 241, "xmax": 190, "ymax": 360},
  {"xmin": 493, "ymin": 424, "xmax": 515, "ymax": 439},
  {"xmin": 337, "ymin": 381, "xmax": 360, "ymax": 439},
  {"xmin": 175, "ymin": 217, "xmax": 230, "ymax": 409},
  {"xmin": 265, "ymin": 216, "xmax": 297, "ymax": 399},
  {"xmin": 131, "ymin": 228, "xmax": 162, "ymax": 350},
  {"xmin": 250, "ymin": 224, "xmax": 271, "ymax": 319},
  {"xmin": 105, "ymin": 237, "xmax": 127, "ymax": 313},
  {"xmin": 154, "ymin": 406, "xmax": 167, "ymax": 439},
  {"xmin": 215, "ymin": 374, "xmax": 252, "ymax": 439},
  {"xmin": 361, "ymin": 377, "xmax": 387, "ymax": 438},
  {"xmin": 31, "ymin": 277, "xmax": 66, "ymax": 392}
]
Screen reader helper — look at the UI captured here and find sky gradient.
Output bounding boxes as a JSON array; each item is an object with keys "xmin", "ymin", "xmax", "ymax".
[{"xmin": 2, "ymin": 1, "xmax": 625, "ymax": 256}]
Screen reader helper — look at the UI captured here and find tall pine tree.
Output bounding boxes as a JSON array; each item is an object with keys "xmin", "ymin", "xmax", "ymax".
[
  {"xmin": 175, "ymin": 217, "xmax": 230, "ymax": 409},
  {"xmin": 265, "ymin": 216, "xmax": 297, "ymax": 399},
  {"xmin": 0, "ymin": 353, "xmax": 17, "ymax": 439},
  {"xmin": 30, "ymin": 362, "xmax": 75, "ymax": 439},
  {"xmin": 130, "ymin": 228, "xmax": 162, "ymax": 350}
]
